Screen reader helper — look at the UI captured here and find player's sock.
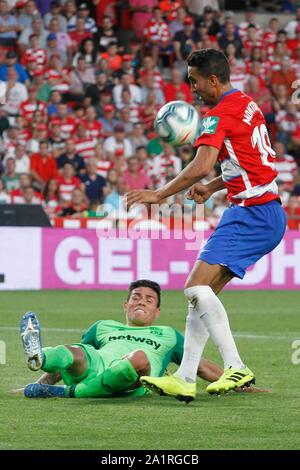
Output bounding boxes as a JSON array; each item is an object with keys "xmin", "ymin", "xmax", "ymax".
[
  {"xmin": 175, "ymin": 290, "xmax": 209, "ymax": 383},
  {"xmin": 41, "ymin": 345, "xmax": 74, "ymax": 373},
  {"xmin": 194, "ymin": 286, "xmax": 245, "ymax": 369},
  {"xmin": 71, "ymin": 359, "xmax": 139, "ymax": 398}
]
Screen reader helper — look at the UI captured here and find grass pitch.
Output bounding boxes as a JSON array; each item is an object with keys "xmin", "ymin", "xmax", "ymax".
[{"xmin": 0, "ymin": 290, "xmax": 299, "ymax": 450}]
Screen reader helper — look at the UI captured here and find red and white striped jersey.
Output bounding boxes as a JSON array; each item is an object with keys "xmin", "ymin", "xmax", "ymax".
[
  {"xmin": 275, "ymin": 154, "xmax": 298, "ymax": 183},
  {"xmin": 96, "ymin": 160, "xmax": 114, "ymax": 178},
  {"xmin": 139, "ymin": 67, "xmax": 164, "ymax": 89},
  {"xmin": 20, "ymin": 100, "xmax": 47, "ymax": 122},
  {"xmin": 238, "ymin": 22, "xmax": 263, "ymax": 41},
  {"xmin": 81, "ymin": 120, "xmax": 103, "ymax": 139},
  {"xmin": 57, "ymin": 175, "xmax": 81, "ymax": 201},
  {"xmin": 195, "ymin": 89, "xmax": 279, "ymax": 207},
  {"xmin": 75, "ymin": 137, "xmax": 97, "ymax": 159},
  {"xmin": 143, "ymin": 19, "xmax": 171, "ymax": 44},
  {"xmin": 262, "ymin": 29, "xmax": 277, "ymax": 45},
  {"xmin": 243, "ymin": 38, "xmax": 264, "ymax": 55},
  {"xmin": 51, "ymin": 116, "xmax": 76, "ymax": 139},
  {"xmin": 21, "ymin": 48, "xmax": 47, "ymax": 68}
]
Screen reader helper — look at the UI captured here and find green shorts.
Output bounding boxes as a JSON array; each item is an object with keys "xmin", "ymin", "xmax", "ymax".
[{"xmin": 62, "ymin": 344, "xmax": 147, "ymax": 397}]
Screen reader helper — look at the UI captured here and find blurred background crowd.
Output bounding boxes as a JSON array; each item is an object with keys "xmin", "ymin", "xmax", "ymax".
[{"xmin": 0, "ymin": 0, "xmax": 299, "ymax": 229}]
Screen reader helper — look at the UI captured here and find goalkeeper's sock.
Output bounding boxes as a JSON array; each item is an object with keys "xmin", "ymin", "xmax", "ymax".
[{"xmin": 41, "ymin": 345, "xmax": 74, "ymax": 373}]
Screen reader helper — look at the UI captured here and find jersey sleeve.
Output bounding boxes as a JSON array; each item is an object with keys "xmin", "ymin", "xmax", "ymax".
[
  {"xmin": 81, "ymin": 321, "xmax": 102, "ymax": 348},
  {"xmin": 194, "ymin": 112, "xmax": 228, "ymax": 150},
  {"xmin": 170, "ymin": 329, "xmax": 184, "ymax": 365}
]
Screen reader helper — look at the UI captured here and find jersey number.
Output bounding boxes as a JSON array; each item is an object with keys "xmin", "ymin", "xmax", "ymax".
[{"xmin": 251, "ymin": 124, "xmax": 276, "ymax": 170}]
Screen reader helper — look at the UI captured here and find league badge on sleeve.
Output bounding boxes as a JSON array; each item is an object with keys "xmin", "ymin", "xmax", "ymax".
[{"xmin": 200, "ymin": 116, "xmax": 219, "ymax": 135}]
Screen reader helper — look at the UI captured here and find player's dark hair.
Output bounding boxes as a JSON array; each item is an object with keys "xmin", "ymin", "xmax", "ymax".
[
  {"xmin": 128, "ymin": 280, "xmax": 161, "ymax": 307},
  {"xmin": 187, "ymin": 49, "xmax": 230, "ymax": 84}
]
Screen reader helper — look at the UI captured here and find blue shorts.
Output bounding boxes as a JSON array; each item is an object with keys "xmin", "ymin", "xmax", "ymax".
[{"xmin": 198, "ymin": 200, "xmax": 287, "ymax": 279}]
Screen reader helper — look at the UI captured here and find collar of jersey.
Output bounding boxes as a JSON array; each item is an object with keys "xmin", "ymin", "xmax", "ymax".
[{"xmin": 218, "ymin": 88, "xmax": 239, "ymax": 103}]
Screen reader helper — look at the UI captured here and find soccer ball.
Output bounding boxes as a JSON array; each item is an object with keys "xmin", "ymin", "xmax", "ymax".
[{"xmin": 154, "ymin": 100, "xmax": 200, "ymax": 146}]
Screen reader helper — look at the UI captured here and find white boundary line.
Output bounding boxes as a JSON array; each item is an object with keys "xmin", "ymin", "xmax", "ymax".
[{"xmin": 0, "ymin": 326, "xmax": 298, "ymax": 341}]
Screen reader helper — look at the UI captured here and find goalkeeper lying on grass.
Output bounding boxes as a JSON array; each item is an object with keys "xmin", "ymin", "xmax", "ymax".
[{"xmin": 20, "ymin": 279, "xmax": 267, "ymax": 400}]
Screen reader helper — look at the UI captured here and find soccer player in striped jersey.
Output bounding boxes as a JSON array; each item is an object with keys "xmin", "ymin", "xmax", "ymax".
[{"xmin": 126, "ymin": 49, "xmax": 286, "ymax": 401}]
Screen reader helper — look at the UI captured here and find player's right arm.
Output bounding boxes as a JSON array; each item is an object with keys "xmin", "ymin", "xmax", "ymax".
[{"xmin": 125, "ymin": 145, "xmax": 220, "ymax": 208}]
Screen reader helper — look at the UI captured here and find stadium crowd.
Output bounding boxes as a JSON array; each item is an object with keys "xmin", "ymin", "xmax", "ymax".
[{"xmin": 0, "ymin": 0, "xmax": 299, "ymax": 229}]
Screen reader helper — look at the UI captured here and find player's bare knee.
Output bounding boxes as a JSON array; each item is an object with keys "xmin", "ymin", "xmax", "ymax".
[
  {"xmin": 128, "ymin": 350, "xmax": 150, "ymax": 376},
  {"xmin": 65, "ymin": 345, "xmax": 85, "ymax": 367}
]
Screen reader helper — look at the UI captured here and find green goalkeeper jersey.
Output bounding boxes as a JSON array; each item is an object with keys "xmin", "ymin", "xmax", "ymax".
[{"xmin": 81, "ymin": 320, "xmax": 184, "ymax": 377}]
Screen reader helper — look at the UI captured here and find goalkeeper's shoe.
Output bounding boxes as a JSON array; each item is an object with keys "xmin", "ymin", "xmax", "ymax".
[
  {"xmin": 140, "ymin": 374, "xmax": 196, "ymax": 403},
  {"xmin": 24, "ymin": 383, "xmax": 66, "ymax": 398},
  {"xmin": 206, "ymin": 366, "xmax": 255, "ymax": 395},
  {"xmin": 20, "ymin": 312, "xmax": 43, "ymax": 371}
]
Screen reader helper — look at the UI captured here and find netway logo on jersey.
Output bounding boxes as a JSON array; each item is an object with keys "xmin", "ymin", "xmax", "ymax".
[
  {"xmin": 200, "ymin": 116, "xmax": 219, "ymax": 135},
  {"xmin": 108, "ymin": 335, "xmax": 161, "ymax": 350}
]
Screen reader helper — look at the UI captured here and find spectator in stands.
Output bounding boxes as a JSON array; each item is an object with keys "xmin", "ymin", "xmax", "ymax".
[
  {"xmin": 58, "ymin": 187, "xmax": 88, "ymax": 217},
  {"xmin": 113, "ymin": 72, "xmax": 142, "ymax": 110},
  {"xmin": 69, "ymin": 56, "xmax": 96, "ymax": 101},
  {"xmin": 44, "ymin": 1, "xmax": 68, "ymax": 33},
  {"xmin": 4, "ymin": 66, "xmax": 28, "ymax": 118},
  {"xmin": 68, "ymin": 2, "xmax": 97, "ymax": 34},
  {"xmin": 18, "ymin": 0, "xmax": 40, "ymax": 30},
  {"xmin": 19, "ymin": 16, "xmax": 48, "ymax": 52},
  {"xmin": 0, "ymin": 0, "xmax": 22, "ymax": 47},
  {"xmin": 63, "ymin": 0, "xmax": 77, "ymax": 27},
  {"xmin": 80, "ymin": 158, "xmax": 106, "ymax": 202},
  {"xmin": 285, "ymin": 195, "xmax": 300, "ymax": 229},
  {"xmin": 285, "ymin": 5, "xmax": 300, "ymax": 38},
  {"xmin": 163, "ymin": 66, "xmax": 193, "ymax": 103},
  {"xmin": 96, "ymin": 15, "xmax": 120, "ymax": 52},
  {"xmin": 0, "ymin": 177, "xmax": 10, "ymax": 203},
  {"xmin": 272, "ymin": 83, "xmax": 289, "ymax": 113},
  {"xmin": 143, "ymin": 6, "xmax": 172, "ymax": 66},
  {"xmin": 22, "ymin": 186, "xmax": 42, "ymax": 205},
  {"xmin": 73, "ymin": 38, "xmax": 99, "ymax": 68},
  {"xmin": 140, "ymin": 71, "xmax": 165, "ymax": 105},
  {"xmin": 30, "ymin": 140, "xmax": 58, "ymax": 189},
  {"xmin": 152, "ymin": 142, "xmax": 182, "ymax": 186},
  {"xmin": 123, "ymin": 155, "xmax": 152, "ymax": 190},
  {"xmin": 103, "ymin": 123, "xmax": 134, "ymax": 160},
  {"xmin": 198, "ymin": 6, "xmax": 220, "ymax": 36},
  {"xmin": 47, "ymin": 17, "xmax": 72, "ymax": 57},
  {"xmin": 48, "ymin": 121, "xmax": 66, "ymax": 158},
  {"xmin": 104, "ymin": 175, "xmax": 129, "ymax": 212},
  {"xmin": 271, "ymin": 56, "xmax": 297, "ymax": 95},
  {"xmin": 57, "ymin": 138, "xmax": 86, "ymax": 175},
  {"xmin": 130, "ymin": 122, "xmax": 149, "ymax": 151},
  {"xmin": 42, "ymin": 178, "xmax": 59, "ymax": 217},
  {"xmin": 2, "ymin": 157, "xmax": 19, "ymax": 192},
  {"xmin": 99, "ymin": 103, "xmax": 119, "ymax": 137},
  {"xmin": 57, "ymin": 162, "xmax": 81, "ymax": 202},
  {"xmin": 218, "ymin": 20, "xmax": 243, "ymax": 58},
  {"xmin": 274, "ymin": 140, "xmax": 299, "ymax": 191},
  {"xmin": 173, "ymin": 16, "xmax": 201, "ymax": 69},
  {"xmin": 275, "ymin": 101, "xmax": 298, "ymax": 146},
  {"xmin": 69, "ymin": 17, "xmax": 92, "ymax": 54},
  {"xmin": 9, "ymin": 142, "xmax": 30, "ymax": 175},
  {"xmin": 0, "ymin": 50, "xmax": 29, "ymax": 84}
]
